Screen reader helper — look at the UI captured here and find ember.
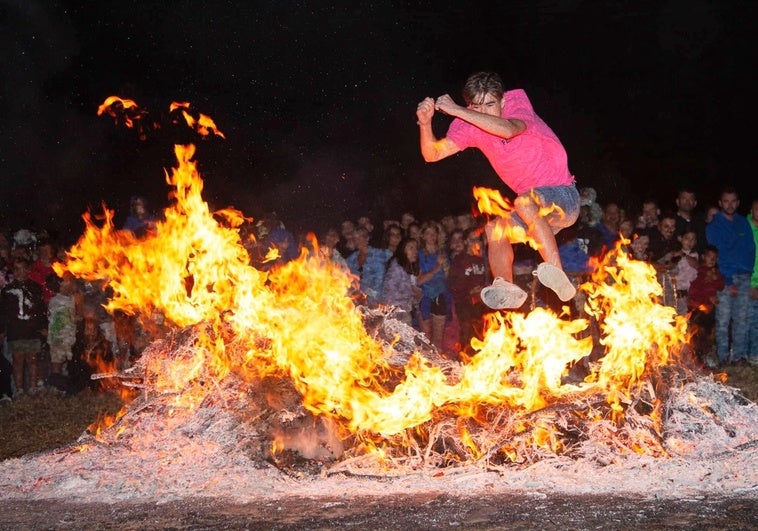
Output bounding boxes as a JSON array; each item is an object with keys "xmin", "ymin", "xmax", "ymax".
[{"xmin": 47, "ymin": 98, "xmax": 755, "ymax": 477}]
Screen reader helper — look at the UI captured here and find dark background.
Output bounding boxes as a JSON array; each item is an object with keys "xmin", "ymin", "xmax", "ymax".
[{"xmin": 1, "ymin": 0, "xmax": 755, "ymax": 244}]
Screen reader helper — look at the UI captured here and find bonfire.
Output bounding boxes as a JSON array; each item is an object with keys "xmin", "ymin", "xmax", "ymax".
[{"xmin": 21, "ymin": 97, "xmax": 751, "ymax": 496}]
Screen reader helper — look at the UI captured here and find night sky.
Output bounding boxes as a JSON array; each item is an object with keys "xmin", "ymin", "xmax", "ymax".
[{"xmin": 2, "ymin": 1, "xmax": 755, "ymax": 244}]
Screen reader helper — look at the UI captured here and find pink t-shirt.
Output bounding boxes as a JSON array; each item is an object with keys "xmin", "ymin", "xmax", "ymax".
[{"xmin": 446, "ymin": 89, "xmax": 574, "ymax": 195}]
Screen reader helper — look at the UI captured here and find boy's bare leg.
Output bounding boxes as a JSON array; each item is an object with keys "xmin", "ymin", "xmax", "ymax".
[
  {"xmin": 484, "ymin": 218, "xmax": 515, "ymax": 281},
  {"xmin": 480, "ymin": 218, "xmax": 527, "ymax": 310},
  {"xmin": 12, "ymin": 352, "xmax": 25, "ymax": 393},
  {"xmin": 431, "ymin": 314, "xmax": 446, "ymax": 350},
  {"xmin": 513, "ymin": 194, "xmax": 563, "ymax": 268},
  {"xmin": 514, "ymin": 194, "xmax": 575, "ymax": 301}
]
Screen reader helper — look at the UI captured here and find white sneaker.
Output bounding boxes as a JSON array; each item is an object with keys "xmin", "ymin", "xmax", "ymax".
[
  {"xmin": 536, "ymin": 262, "xmax": 577, "ymax": 301},
  {"xmin": 480, "ymin": 277, "xmax": 528, "ymax": 310}
]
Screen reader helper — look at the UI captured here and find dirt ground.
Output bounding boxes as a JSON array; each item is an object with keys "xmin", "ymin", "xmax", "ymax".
[{"xmin": 1, "ymin": 493, "xmax": 757, "ymax": 530}]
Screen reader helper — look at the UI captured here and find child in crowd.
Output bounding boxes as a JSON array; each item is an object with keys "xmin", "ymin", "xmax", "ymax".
[
  {"xmin": 687, "ymin": 245, "xmax": 725, "ymax": 367},
  {"xmin": 318, "ymin": 227, "xmax": 348, "ymax": 268},
  {"xmin": 447, "ymin": 229, "xmax": 489, "ymax": 355},
  {"xmin": 1, "ymin": 258, "xmax": 47, "ymax": 396},
  {"xmin": 123, "ymin": 195, "xmax": 157, "ymax": 238},
  {"xmin": 557, "ymin": 225, "xmax": 592, "ymax": 276},
  {"xmin": 346, "ymin": 226, "xmax": 392, "ymax": 307},
  {"xmin": 416, "ymin": 223, "xmax": 451, "ymax": 350},
  {"xmin": 46, "ymin": 273, "xmax": 79, "ymax": 392},
  {"xmin": 29, "ymin": 240, "xmax": 57, "ymax": 305},
  {"xmin": 672, "ymin": 230, "xmax": 699, "ymax": 315},
  {"xmin": 380, "ymin": 238, "xmax": 422, "ymax": 326},
  {"xmin": 382, "ymin": 224, "xmax": 403, "ymax": 255}
]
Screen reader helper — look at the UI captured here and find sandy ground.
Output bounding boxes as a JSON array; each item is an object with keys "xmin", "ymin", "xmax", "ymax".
[{"xmin": 0, "ymin": 434, "xmax": 756, "ymax": 529}]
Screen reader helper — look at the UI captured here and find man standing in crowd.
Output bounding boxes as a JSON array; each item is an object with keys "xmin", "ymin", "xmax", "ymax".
[
  {"xmin": 674, "ymin": 187, "xmax": 707, "ymax": 253},
  {"xmin": 706, "ymin": 187, "xmax": 755, "ymax": 366},
  {"xmin": 416, "ymin": 72, "xmax": 579, "ymax": 310}
]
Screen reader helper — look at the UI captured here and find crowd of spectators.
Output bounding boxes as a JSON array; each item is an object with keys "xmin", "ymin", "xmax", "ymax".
[{"xmin": 1, "ymin": 185, "xmax": 757, "ymax": 402}]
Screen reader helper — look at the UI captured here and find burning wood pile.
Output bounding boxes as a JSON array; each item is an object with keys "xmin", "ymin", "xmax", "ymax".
[
  {"xmin": 42, "ymin": 99, "xmax": 756, "ymax": 488},
  {"xmin": 78, "ymin": 304, "xmax": 756, "ymax": 480}
]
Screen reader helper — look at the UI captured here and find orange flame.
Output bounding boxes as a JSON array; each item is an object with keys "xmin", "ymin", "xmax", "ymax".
[
  {"xmin": 170, "ymin": 101, "xmax": 226, "ymax": 138},
  {"xmin": 473, "ymin": 186, "xmax": 565, "ymax": 251},
  {"xmin": 96, "ymin": 96, "xmax": 146, "ymax": 129}
]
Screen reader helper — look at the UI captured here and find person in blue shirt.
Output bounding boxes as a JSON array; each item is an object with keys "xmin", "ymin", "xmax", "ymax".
[
  {"xmin": 416, "ymin": 222, "xmax": 452, "ymax": 350},
  {"xmin": 705, "ymin": 187, "xmax": 756, "ymax": 366},
  {"xmin": 123, "ymin": 196, "xmax": 156, "ymax": 238},
  {"xmin": 346, "ymin": 226, "xmax": 391, "ymax": 308}
]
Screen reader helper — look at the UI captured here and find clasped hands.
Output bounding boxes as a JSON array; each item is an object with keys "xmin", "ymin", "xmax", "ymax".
[{"xmin": 416, "ymin": 94, "xmax": 460, "ymax": 125}]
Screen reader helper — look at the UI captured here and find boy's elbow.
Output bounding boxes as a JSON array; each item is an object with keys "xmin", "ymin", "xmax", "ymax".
[{"xmin": 421, "ymin": 150, "xmax": 442, "ymax": 163}]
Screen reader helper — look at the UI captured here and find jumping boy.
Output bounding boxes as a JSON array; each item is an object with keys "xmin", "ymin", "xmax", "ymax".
[{"xmin": 416, "ymin": 72, "xmax": 579, "ymax": 309}]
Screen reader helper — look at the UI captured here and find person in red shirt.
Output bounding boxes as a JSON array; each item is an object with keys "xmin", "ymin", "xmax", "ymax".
[
  {"xmin": 447, "ymin": 229, "xmax": 489, "ymax": 354},
  {"xmin": 28, "ymin": 240, "xmax": 57, "ymax": 305},
  {"xmin": 687, "ymin": 245, "xmax": 725, "ymax": 367}
]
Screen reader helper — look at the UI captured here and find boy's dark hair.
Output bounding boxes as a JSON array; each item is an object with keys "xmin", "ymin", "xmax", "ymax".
[
  {"xmin": 462, "ymin": 72, "xmax": 505, "ymax": 105},
  {"xmin": 703, "ymin": 244, "xmax": 718, "ymax": 256}
]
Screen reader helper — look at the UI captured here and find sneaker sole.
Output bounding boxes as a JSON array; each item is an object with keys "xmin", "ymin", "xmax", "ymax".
[
  {"xmin": 536, "ymin": 263, "xmax": 577, "ymax": 301},
  {"xmin": 480, "ymin": 283, "xmax": 528, "ymax": 310}
]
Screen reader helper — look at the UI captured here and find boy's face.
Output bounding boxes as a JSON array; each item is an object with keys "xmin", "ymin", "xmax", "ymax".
[
  {"xmin": 448, "ymin": 232, "xmax": 464, "ymax": 253},
  {"xmin": 678, "ymin": 232, "xmax": 696, "ymax": 249},
  {"xmin": 703, "ymin": 251, "xmax": 718, "ymax": 267},
  {"xmin": 12, "ymin": 261, "xmax": 29, "ymax": 281},
  {"xmin": 631, "ymin": 234, "xmax": 649, "ymax": 254},
  {"xmin": 469, "ymin": 92, "xmax": 504, "ymax": 116}
]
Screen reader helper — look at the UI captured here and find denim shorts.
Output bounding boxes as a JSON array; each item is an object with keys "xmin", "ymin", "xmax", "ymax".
[{"xmin": 507, "ymin": 183, "xmax": 580, "ymax": 232}]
